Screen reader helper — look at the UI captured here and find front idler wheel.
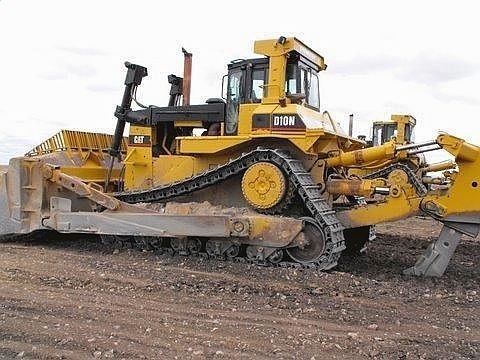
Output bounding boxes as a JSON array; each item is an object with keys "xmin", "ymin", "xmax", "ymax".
[{"xmin": 286, "ymin": 218, "xmax": 326, "ymax": 264}]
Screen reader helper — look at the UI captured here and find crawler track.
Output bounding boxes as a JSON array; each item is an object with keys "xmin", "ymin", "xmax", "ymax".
[
  {"xmin": 100, "ymin": 234, "xmax": 333, "ymax": 270},
  {"xmin": 114, "ymin": 148, "xmax": 346, "ymax": 270}
]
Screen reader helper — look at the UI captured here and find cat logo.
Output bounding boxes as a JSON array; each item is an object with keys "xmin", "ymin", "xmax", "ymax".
[
  {"xmin": 128, "ymin": 135, "xmax": 151, "ymax": 146},
  {"xmin": 132, "ymin": 136, "xmax": 145, "ymax": 144}
]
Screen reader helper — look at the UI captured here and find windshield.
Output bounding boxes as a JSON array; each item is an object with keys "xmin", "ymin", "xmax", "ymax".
[
  {"xmin": 372, "ymin": 123, "xmax": 398, "ymax": 146},
  {"xmin": 405, "ymin": 123, "xmax": 415, "ymax": 143},
  {"xmin": 251, "ymin": 69, "xmax": 265, "ymax": 102},
  {"xmin": 286, "ymin": 62, "xmax": 320, "ymax": 110},
  {"xmin": 305, "ymin": 71, "xmax": 319, "ymax": 109}
]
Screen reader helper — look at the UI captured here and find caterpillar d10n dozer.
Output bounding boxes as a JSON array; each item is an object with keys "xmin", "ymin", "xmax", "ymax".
[
  {"xmin": 0, "ymin": 36, "xmax": 478, "ymax": 276},
  {"xmin": 369, "ymin": 114, "xmax": 417, "ymax": 147}
]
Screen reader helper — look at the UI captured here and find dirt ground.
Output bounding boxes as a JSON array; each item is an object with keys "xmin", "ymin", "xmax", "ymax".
[{"xmin": 0, "ymin": 217, "xmax": 478, "ymax": 360}]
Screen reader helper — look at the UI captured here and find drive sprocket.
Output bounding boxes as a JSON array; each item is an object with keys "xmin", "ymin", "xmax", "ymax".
[{"xmin": 241, "ymin": 162, "xmax": 287, "ymax": 211}]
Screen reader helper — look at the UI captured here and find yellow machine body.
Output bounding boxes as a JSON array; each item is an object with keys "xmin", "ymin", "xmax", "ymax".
[
  {"xmin": 8, "ymin": 36, "xmax": 478, "ymax": 276},
  {"xmin": 121, "ymin": 37, "xmax": 363, "ymax": 191}
]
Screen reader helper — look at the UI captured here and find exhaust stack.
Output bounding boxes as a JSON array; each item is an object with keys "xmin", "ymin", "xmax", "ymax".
[
  {"xmin": 348, "ymin": 114, "xmax": 354, "ymax": 137},
  {"xmin": 182, "ymin": 48, "xmax": 192, "ymax": 106}
]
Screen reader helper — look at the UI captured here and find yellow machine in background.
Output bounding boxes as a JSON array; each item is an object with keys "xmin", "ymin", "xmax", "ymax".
[
  {"xmin": 371, "ymin": 114, "xmax": 416, "ymax": 146},
  {"xmin": 348, "ymin": 115, "xmax": 424, "ymax": 179},
  {"xmin": 1, "ymin": 36, "xmax": 478, "ymax": 276}
]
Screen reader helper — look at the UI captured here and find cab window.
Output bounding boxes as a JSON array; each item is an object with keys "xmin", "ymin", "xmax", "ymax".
[
  {"xmin": 286, "ymin": 63, "xmax": 298, "ymax": 94},
  {"xmin": 300, "ymin": 68, "xmax": 319, "ymax": 110},
  {"xmin": 251, "ymin": 69, "xmax": 265, "ymax": 102},
  {"xmin": 307, "ymin": 71, "xmax": 319, "ymax": 109},
  {"xmin": 405, "ymin": 123, "xmax": 414, "ymax": 143},
  {"xmin": 287, "ymin": 62, "xmax": 320, "ymax": 110}
]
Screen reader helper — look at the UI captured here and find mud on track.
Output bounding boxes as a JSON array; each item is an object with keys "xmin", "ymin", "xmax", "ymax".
[{"xmin": 0, "ymin": 217, "xmax": 478, "ymax": 359}]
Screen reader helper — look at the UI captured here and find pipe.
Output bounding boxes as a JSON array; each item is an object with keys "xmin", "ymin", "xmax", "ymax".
[
  {"xmin": 348, "ymin": 114, "xmax": 353, "ymax": 137},
  {"xmin": 182, "ymin": 48, "xmax": 192, "ymax": 106},
  {"xmin": 424, "ymin": 160, "xmax": 456, "ymax": 173},
  {"xmin": 105, "ymin": 62, "xmax": 147, "ymax": 191},
  {"xmin": 161, "ymin": 123, "xmax": 172, "ymax": 155},
  {"xmin": 326, "ymin": 141, "xmax": 396, "ymax": 168},
  {"xmin": 408, "ymin": 146, "xmax": 442, "ymax": 156},
  {"xmin": 396, "ymin": 140, "xmax": 437, "ymax": 151}
]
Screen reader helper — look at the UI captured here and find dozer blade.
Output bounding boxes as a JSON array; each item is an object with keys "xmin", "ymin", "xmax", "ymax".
[{"xmin": 0, "ymin": 158, "xmax": 44, "ymax": 236}]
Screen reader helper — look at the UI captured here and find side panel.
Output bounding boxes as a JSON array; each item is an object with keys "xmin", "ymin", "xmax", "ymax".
[
  {"xmin": 124, "ymin": 125, "xmax": 154, "ymax": 190},
  {"xmin": 152, "ymin": 156, "xmax": 195, "ymax": 185},
  {"xmin": 177, "ymin": 136, "xmax": 250, "ymax": 155}
]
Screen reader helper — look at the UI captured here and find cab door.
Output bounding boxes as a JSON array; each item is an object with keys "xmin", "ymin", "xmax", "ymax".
[{"xmin": 225, "ymin": 69, "xmax": 243, "ymax": 135}]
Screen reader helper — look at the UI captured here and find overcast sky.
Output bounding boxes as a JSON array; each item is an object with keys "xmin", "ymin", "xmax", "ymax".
[{"xmin": 1, "ymin": 0, "xmax": 479, "ymax": 164}]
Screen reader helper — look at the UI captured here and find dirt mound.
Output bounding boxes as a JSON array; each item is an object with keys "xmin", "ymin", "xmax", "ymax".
[{"xmin": 0, "ymin": 217, "xmax": 478, "ymax": 359}]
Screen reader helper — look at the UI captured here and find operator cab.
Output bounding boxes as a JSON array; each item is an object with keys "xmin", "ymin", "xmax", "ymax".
[{"xmin": 224, "ymin": 50, "xmax": 322, "ymax": 135}]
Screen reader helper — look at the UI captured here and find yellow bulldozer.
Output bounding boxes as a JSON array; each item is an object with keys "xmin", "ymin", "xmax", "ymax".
[
  {"xmin": 1, "ymin": 36, "xmax": 478, "ymax": 276},
  {"xmin": 369, "ymin": 114, "xmax": 416, "ymax": 147}
]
